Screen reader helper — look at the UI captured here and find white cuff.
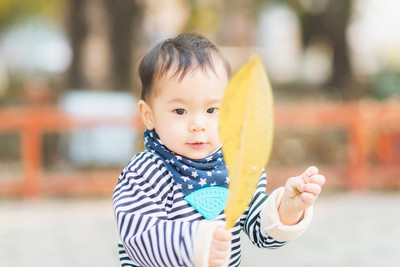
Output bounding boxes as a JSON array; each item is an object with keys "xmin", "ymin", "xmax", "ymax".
[
  {"xmin": 194, "ymin": 220, "xmax": 228, "ymax": 267},
  {"xmin": 260, "ymin": 187, "xmax": 313, "ymax": 241}
]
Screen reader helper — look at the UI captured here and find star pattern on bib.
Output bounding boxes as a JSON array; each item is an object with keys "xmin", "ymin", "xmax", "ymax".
[{"xmin": 144, "ymin": 130, "xmax": 229, "ymax": 197}]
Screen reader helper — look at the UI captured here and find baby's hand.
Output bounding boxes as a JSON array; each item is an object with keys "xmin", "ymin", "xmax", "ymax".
[
  {"xmin": 209, "ymin": 226, "xmax": 232, "ymax": 267},
  {"xmin": 279, "ymin": 166, "xmax": 325, "ymax": 225}
]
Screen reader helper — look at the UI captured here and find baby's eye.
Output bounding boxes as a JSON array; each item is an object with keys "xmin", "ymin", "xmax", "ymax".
[
  {"xmin": 207, "ymin": 107, "xmax": 219, "ymax": 114},
  {"xmin": 174, "ymin": 108, "xmax": 187, "ymax": 115}
]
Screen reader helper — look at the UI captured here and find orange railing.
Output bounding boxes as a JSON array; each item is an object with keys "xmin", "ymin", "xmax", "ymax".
[
  {"xmin": 267, "ymin": 100, "xmax": 400, "ymax": 191},
  {"xmin": 0, "ymin": 106, "xmax": 143, "ymax": 197},
  {"xmin": 1, "ymin": 101, "xmax": 400, "ymax": 197}
]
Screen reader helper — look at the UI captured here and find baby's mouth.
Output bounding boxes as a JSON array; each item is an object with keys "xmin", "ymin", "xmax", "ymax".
[{"xmin": 187, "ymin": 142, "xmax": 207, "ymax": 149}]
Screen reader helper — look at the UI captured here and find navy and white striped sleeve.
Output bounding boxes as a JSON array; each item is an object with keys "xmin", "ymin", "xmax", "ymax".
[
  {"xmin": 113, "ymin": 152, "xmax": 199, "ymax": 267},
  {"xmin": 240, "ymin": 171, "xmax": 287, "ymax": 249}
]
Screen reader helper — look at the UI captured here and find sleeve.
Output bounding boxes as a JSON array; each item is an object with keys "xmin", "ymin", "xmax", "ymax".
[
  {"xmin": 240, "ymin": 171, "xmax": 313, "ymax": 247},
  {"xmin": 239, "ymin": 171, "xmax": 287, "ymax": 249},
  {"xmin": 193, "ymin": 220, "xmax": 228, "ymax": 267},
  {"xmin": 112, "ymin": 153, "xmax": 199, "ymax": 267},
  {"xmin": 260, "ymin": 187, "xmax": 313, "ymax": 241}
]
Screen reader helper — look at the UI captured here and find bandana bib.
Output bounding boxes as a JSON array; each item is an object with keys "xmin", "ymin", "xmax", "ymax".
[{"xmin": 144, "ymin": 130, "xmax": 229, "ymax": 220}]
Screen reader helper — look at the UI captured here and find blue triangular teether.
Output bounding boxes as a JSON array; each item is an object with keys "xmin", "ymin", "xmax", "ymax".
[{"xmin": 184, "ymin": 187, "xmax": 229, "ymax": 220}]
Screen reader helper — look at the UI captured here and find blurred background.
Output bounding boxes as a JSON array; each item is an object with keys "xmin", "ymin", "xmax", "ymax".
[{"xmin": 0, "ymin": 0, "xmax": 399, "ymax": 266}]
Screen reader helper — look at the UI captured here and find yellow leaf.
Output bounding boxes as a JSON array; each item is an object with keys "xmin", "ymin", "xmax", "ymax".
[{"xmin": 219, "ymin": 55, "xmax": 274, "ymax": 229}]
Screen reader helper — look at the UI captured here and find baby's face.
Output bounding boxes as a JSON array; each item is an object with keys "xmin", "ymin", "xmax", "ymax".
[{"xmin": 145, "ymin": 59, "xmax": 228, "ymax": 159}]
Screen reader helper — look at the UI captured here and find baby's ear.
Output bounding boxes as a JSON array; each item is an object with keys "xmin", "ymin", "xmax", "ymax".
[{"xmin": 138, "ymin": 100, "xmax": 155, "ymax": 130}]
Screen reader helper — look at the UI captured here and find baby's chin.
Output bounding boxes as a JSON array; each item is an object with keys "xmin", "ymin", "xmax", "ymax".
[
  {"xmin": 179, "ymin": 149, "xmax": 215, "ymax": 160},
  {"xmin": 167, "ymin": 142, "xmax": 221, "ymax": 160},
  {"xmin": 187, "ymin": 154, "xmax": 209, "ymax": 160},
  {"xmin": 179, "ymin": 152, "xmax": 209, "ymax": 160}
]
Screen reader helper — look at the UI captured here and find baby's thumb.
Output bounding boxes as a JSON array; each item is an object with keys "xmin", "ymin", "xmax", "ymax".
[
  {"xmin": 214, "ymin": 226, "xmax": 232, "ymax": 242},
  {"xmin": 303, "ymin": 166, "xmax": 319, "ymax": 180},
  {"xmin": 213, "ymin": 226, "xmax": 231, "ymax": 267}
]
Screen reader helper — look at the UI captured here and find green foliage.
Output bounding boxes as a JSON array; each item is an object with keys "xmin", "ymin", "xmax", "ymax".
[
  {"xmin": 185, "ymin": 0, "xmax": 221, "ymax": 36},
  {"xmin": 0, "ymin": 0, "xmax": 66, "ymax": 30},
  {"xmin": 371, "ymin": 67, "xmax": 400, "ymax": 100}
]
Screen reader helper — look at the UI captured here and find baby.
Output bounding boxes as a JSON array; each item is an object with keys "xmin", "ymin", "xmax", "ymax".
[{"xmin": 113, "ymin": 33, "xmax": 325, "ymax": 267}]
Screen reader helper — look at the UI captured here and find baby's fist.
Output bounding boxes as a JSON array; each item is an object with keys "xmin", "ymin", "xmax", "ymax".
[
  {"xmin": 282, "ymin": 166, "xmax": 326, "ymax": 215},
  {"xmin": 209, "ymin": 226, "xmax": 232, "ymax": 267}
]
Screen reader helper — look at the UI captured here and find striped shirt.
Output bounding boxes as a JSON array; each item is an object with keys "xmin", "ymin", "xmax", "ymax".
[{"xmin": 113, "ymin": 151, "xmax": 286, "ymax": 267}]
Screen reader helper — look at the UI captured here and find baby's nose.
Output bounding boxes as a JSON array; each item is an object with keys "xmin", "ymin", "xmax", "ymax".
[{"xmin": 189, "ymin": 115, "xmax": 206, "ymax": 132}]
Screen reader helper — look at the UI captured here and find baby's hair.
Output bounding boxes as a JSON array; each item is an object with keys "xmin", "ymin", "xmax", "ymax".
[{"xmin": 139, "ymin": 33, "xmax": 231, "ymax": 101}]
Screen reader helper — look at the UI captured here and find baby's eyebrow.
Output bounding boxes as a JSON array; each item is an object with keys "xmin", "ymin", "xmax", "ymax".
[
  {"xmin": 166, "ymin": 97, "xmax": 222, "ymax": 106},
  {"xmin": 206, "ymin": 98, "xmax": 222, "ymax": 105},
  {"xmin": 166, "ymin": 98, "xmax": 186, "ymax": 104}
]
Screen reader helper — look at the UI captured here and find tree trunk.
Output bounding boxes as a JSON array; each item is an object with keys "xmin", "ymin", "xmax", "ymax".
[
  {"xmin": 106, "ymin": 0, "xmax": 143, "ymax": 91},
  {"xmin": 67, "ymin": 0, "xmax": 87, "ymax": 90},
  {"xmin": 67, "ymin": 0, "xmax": 142, "ymax": 91},
  {"xmin": 286, "ymin": 0, "xmax": 358, "ymax": 98}
]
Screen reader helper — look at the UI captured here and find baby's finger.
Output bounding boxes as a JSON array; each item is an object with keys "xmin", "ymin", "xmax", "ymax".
[
  {"xmin": 285, "ymin": 176, "xmax": 305, "ymax": 197},
  {"xmin": 305, "ymin": 174, "xmax": 326, "ymax": 186},
  {"xmin": 214, "ymin": 226, "xmax": 232, "ymax": 242},
  {"xmin": 209, "ymin": 258, "xmax": 227, "ymax": 267},
  {"xmin": 300, "ymin": 192, "xmax": 316, "ymax": 206},
  {"xmin": 305, "ymin": 166, "xmax": 319, "ymax": 177},
  {"xmin": 212, "ymin": 239, "xmax": 230, "ymax": 251},
  {"xmin": 300, "ymin": 183, "xmax": 321, "ymax": 196},
  {"xmin": 286, "ymin": 176, "xmax": 304, "ymax": 188},
  {"xmin": 210, "ymin": 248, "xmax": 229, "ymax": 259}
]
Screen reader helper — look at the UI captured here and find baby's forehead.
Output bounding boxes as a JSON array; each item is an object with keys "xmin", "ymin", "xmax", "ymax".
[
  {"xmin": 149, "ymin": 65, "xmax": 207, "ymax": 98},
  {"xmin": 147, "ymin": 62, "xmax": 227, "ymax": 105}
]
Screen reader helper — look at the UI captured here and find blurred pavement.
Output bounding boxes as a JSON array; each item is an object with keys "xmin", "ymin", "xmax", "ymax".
[{"xmin": 1, "ymin": 192, "xmax": 399, "ymax": 267}]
